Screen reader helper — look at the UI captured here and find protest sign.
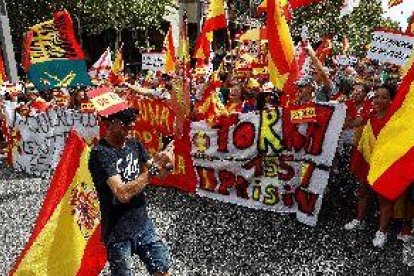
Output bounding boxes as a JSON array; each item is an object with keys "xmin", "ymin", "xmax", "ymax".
[
  {"xmin": 367, "ymin": 29, "xmax": 414, "ymax": 66},
  {"xmin": 190, "ymin": 103, "xmax": 346, "ymax": 226},
  {"xmin": 142, "ymin": 52, "xmax": 165, "ymax": 72},
  {"xmin": 133, "ymin": 98, "xmax": 196, "ymax": 192},
  {"xmin": 8, "ymin": 109, "xmax": 99, "ymax": 177}
]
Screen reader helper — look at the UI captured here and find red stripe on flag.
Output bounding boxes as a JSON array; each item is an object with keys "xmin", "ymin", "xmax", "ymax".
[
  {"xmin": 76, "ymin": 225, "xmax": 107, "ymax": 276},
  {"xmin": 290, "ymin": 0, "xmax": 324, "ymax": 9},
  {"xmin": 267, "ymin": 0, "xmax": 291, "ymax": 74},
  {"xmin": 203, "ymin": 15, "xmax": 227, "ymax": 32},
  {"xmin": 10, "ymin": 130, "xmax": 86, "ymax": 275},
  {"xmin": 372, "ymin": 146, "xmax": 414, "ymax": 201}
]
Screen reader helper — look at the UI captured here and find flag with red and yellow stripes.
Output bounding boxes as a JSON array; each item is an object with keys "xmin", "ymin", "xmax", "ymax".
[
  {"xmin": 203, "ymin": 0, "xmax": 227, "ymax": 33},
  {"xmin": 367, "ymin": 57, "xmax": 414, "ymax": 201},
  {"xmin": 194, "ymin": 0, "xmax": 227, "ymax": 63},
  {"xmin": 267, "ymin": 0, "xmax": 295, "ymax": 90},
  {"xmin": 10, "ymin": 130, "xmax": 106, "ymax": 276},
  {"xmin": 164, "ymin": 26, "xmax": 176, "ymax": 74}
]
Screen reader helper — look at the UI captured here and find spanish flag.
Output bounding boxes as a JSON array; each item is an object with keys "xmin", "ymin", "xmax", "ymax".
[
  {"xmin": 109, "ymin": 44, "xmax": 124, "ymax": 85},
  {"xmin": 10, "ymin": 130, "xmax": 106, "ymax": 275},
  {"xmin": 267, "ymin": 0, "xmax": 295, "ymax": 90},
  {"xmin": 352, "ymin": 59, "xmax": 414, "ymax": 201},
  {"xmin": 194, "ymin": 0, "xmax": 227, "ymax": 62},
  {"xmin": 111, "ymin": 45, "xmax": 124, "ymax": 75},
  {"xmin": 388, "ymin": 0, "xmax": 403, "ymax": 8},
  {"xmin": 203, "ymin": 0, "xmax": 227, "ymax": 33},
  {"xmin": 258, "ymin": 0, "xmax": 292, "ymax": 20},
  {"xmin": 164, "ymin": 26, "xmax": 176, "ymax": 74},
  {"xmin": 368, "ymin": 60, "xmax": 414, "ymax": 201},
  {"xmin": 194, "ymin": 27, "xmax": 213, "ymax": 62}
]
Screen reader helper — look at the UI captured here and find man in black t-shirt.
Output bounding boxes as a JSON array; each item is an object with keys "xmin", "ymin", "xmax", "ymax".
[{"xmin": 89, "ymin": 108, "xmax": 173, "ymax": 276}]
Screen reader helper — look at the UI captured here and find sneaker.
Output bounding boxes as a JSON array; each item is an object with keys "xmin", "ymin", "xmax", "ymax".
[
  {"xmin": 373, "ymin": 231, "xmax": 388, "ymax": 248},
  {"xmin": 397, "ymin": 225, "xmax": 413, "ymax": 243},
  {"xmin": 344, "ymin": 219, "xmax": 365, "ymax": 230}
]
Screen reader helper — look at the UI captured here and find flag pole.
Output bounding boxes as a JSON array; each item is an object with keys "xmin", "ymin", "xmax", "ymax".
[{"xmin": 0, "ymin": 0, "xmax": 18, "ymax": 83}]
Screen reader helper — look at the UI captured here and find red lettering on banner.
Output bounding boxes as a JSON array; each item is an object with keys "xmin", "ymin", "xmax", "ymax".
[
  {"xmin": 236, "ymin": 176, "xmax": 249, "ymax": 199},
  {"xmin": 282, "ymin": 105, "xmax": 334, "ymax": 155},
  {"xmin": 213, "ymin": 114, "xmax": 239, "ymax": 153},
  {"xmin": 196, "ymin": 167, "xmax": 217, "ymax": 192},
  {"xmin": 242, "ymin": 156, "xmax": 263, "ymax": 177},
  {"xmin": 217, "ymin": 170, "xmax": 249, "ymax": 199},
  {"xmin": 233, "ymin": 122, "xmax": 255, "ymax": 150},
  {"xmin": 295, "ymin": 188, "xmax": 319, "ymax": 215},
  {"xmin": 218, "ymin": 170, "xmax": 236, "ymax": 195},
  {"xmin": 278, "ymin": 155, "xmax": 295, "ymax": 181}
]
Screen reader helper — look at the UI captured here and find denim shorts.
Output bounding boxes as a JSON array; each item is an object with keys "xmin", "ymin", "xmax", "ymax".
[{"xmin": 107, "ymin": 219, "xmax": 170, "ymax": 275}]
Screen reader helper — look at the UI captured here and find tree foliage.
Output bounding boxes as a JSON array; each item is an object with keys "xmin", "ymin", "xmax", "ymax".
[
  {"xmin": 290, "ymin": 0, "xmax": 399, "ymax": 56},
  {"xmin": 77, "ymin": 0, "xmax": 174, "ymax": 34}
]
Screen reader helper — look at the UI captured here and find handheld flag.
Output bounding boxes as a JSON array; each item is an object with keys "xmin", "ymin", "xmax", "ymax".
[
  {"xmin": 267, "ymin": 0, "xmax": 295, "ymax": 90},
  {"xmin": 164, "ymin": 26, "xmax": 177, "ymax": 74},
  {"xmin": 367, "ymin": 58, "xmax": 414, "ymax": 201},
  {"xmin": 22, "ymin": 10, "xmax": 91, "ymax": 91},
  {"xmin": 10, "ymin": 130, "xmax": 106, "ymax": 275},
  {"xmin": 88, "ymin": 47, "xmax": 113, "ymax": 79}
]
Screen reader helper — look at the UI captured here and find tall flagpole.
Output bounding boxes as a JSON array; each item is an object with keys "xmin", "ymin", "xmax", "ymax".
[{"xmin": 0, "ymin": 0, "xmax": 18, "ymax": 83}]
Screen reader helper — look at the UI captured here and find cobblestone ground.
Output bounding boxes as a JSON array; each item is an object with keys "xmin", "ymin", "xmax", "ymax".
[{"xmin": 1, "ymin": 158, "xmax": 414, "ymax": 275}]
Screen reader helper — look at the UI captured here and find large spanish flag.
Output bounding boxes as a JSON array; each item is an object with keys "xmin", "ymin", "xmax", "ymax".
[
  {"xmin": 267, "ymin": 0, "xmax": 295, "ymax": 90},
  {"xmin": 10, "ymin": 130, "xmax": 106, "ymax": 275},
  {"xmin": 203, "ymin": 0, "xmax": 227, "ymax": 33},
  {"xmin": 164, "ymin": 26, "xmax": 176, "ymax": 74},
  {"xmin": 367, "ymin": 58, "xmax": 414, "ymax": 201}
]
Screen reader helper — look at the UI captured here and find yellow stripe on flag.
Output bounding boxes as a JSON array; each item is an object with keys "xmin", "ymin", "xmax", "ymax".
[
  {"xmin": 268, "ymin": 54, "xmax": 289, "ymax": 89},
  {"xmin": 368, "ymin": 82, "xmax": 414, "ymax": 185},
  {"xmin": 207, "ymin": 0, "xmax": 225, "ymax": 18},
  {"xmin": 358, "ymin": 120, "xmax": 376, "ymax": 166},
  {"xmin": 14, "ymin": 147, "xmax": 100, "ymax": 275}
]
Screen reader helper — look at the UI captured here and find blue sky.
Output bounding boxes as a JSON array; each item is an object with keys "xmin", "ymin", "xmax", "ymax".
[{"xmin": 382, "ymin": 0, "xmax": 414, "ymax": 30}]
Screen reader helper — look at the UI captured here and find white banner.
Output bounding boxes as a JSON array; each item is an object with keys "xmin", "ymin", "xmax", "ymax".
[
  {"xmin": 8, "ymin": 108, "xmax": 99, "ymax": 177},
  {"xmin": 142, "ymin": 52, "xmax": 165, "ymax": 72},
  {"xmin": 367, "ymin": 30, "xmax": 414, "ymax": 66},
  {"xmin": 190, "ymin": 103, "xmax": 346, "ymax": 226}
]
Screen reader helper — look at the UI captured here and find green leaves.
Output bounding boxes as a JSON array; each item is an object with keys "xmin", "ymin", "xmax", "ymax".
[{"xmin": 78, "ymin": 0, "xmax": 173, "ymax": 34}]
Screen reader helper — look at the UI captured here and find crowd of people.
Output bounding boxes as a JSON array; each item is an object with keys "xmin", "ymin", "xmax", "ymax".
[{"xmin": 0, "ymin": 37, "xmax": 412, "ymax": 255}]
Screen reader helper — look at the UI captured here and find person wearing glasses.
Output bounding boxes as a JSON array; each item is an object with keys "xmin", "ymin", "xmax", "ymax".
[{"xmin": 89, "ymin": 107, "xmax": 173, "ymax": 276}]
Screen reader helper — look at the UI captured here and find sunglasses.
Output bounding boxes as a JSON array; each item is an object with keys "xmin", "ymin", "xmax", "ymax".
[{"xmin": 111, "ymin": 119, "xmax": 135, "ymax": 127}]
